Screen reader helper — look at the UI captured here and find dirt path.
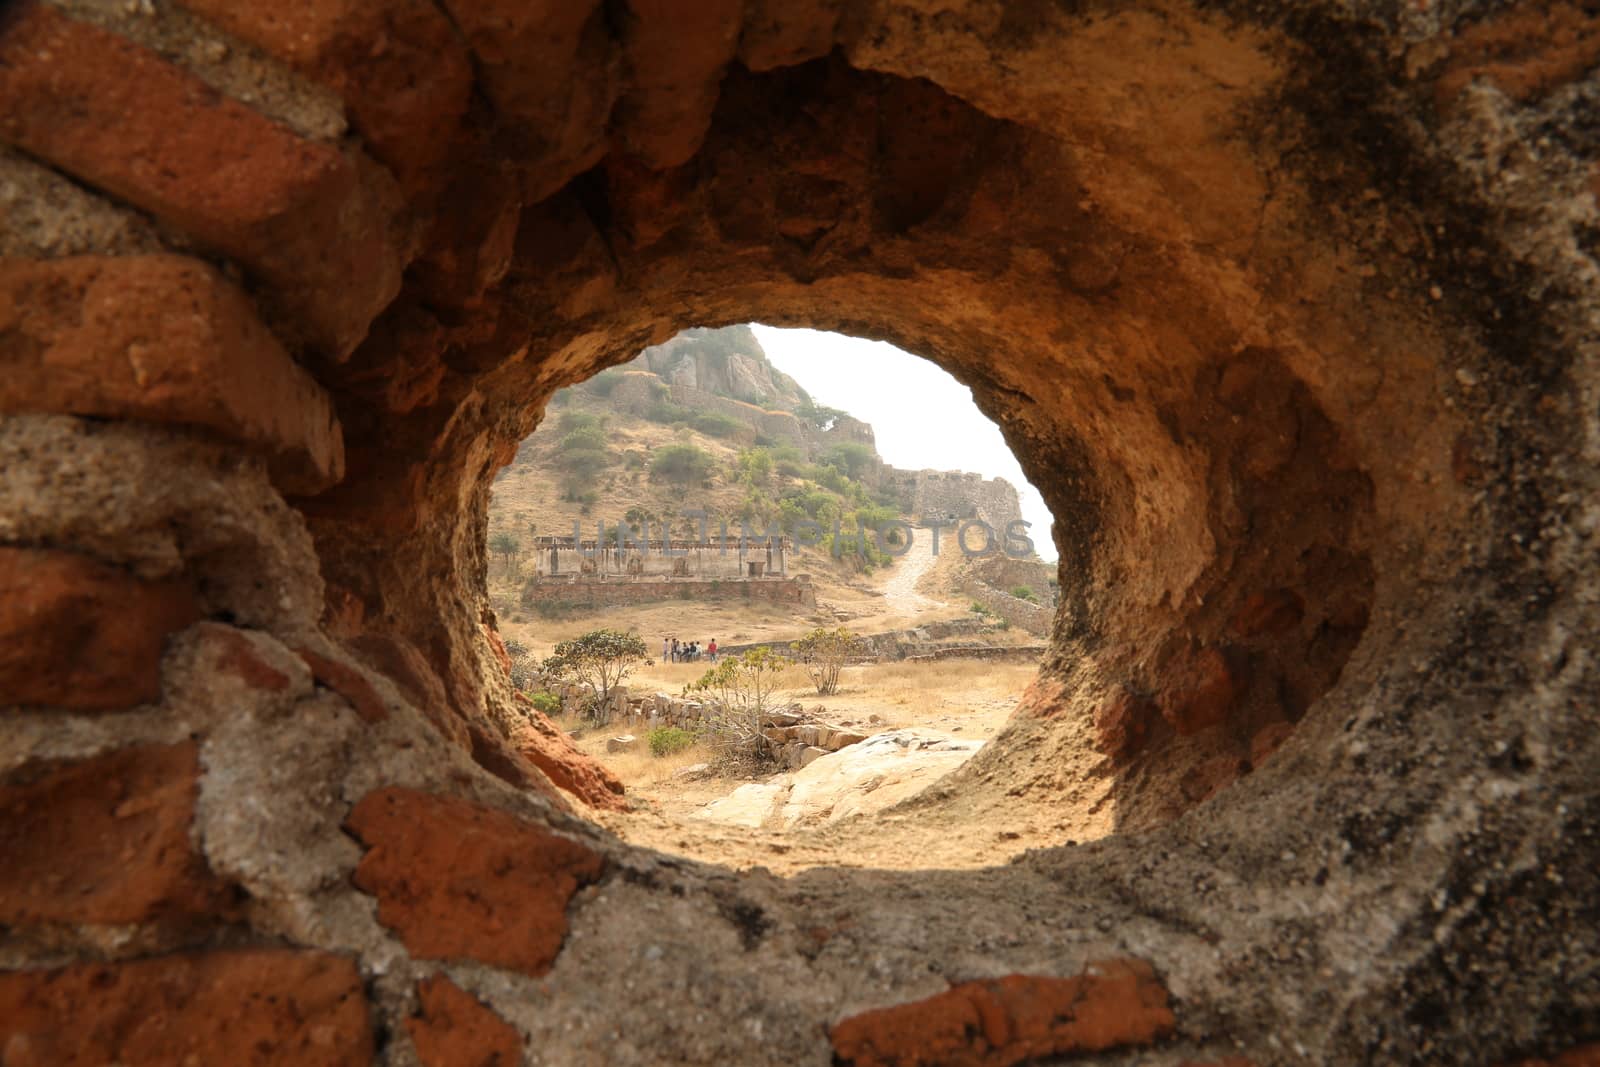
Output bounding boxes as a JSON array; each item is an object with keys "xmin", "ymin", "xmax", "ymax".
[
  {"xmin": 874, "ymin": 531, "xmax": 939, "ymax": 614},
  {"xmin": 578, "ymin": 659, "xmax": 1116, "ymax": 875}
]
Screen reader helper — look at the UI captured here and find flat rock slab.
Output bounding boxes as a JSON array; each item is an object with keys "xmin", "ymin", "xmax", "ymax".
[{"xmin": 692, "ymin": 730, "xmax": 984, "ymax": 830}]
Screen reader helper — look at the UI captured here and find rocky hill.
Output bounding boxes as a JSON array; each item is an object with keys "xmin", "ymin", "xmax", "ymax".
[
  {"xmin": 487, "ymin": 326, "xmax": 1027, "ymax": 579},
  {"xmin": 633, "ymin": 326, "xmax": 809, "ymax": 410}
]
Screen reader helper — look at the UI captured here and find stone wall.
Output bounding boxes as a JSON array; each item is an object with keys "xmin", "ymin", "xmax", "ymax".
[
  {"xmin": 890, "ymin": 468, "xmax": 1024, "ymax": 531},
  {"xmin": 531, "ymin": 538, "xmax": 788, "ymax": 578},
  {"xmin": 717, "ymin": 616, "xmax": 995, "ymax": 660},
  {"xmin": 523, "ymin": 575, "xmax": 816, "ymax": 611},
  {"xmin": 958, "ymin": 576, "xmax": 1055, "ymax": 637},
  {"xmin": 616, "ymin": 694, "xmax": 870, "ymax": 770}
]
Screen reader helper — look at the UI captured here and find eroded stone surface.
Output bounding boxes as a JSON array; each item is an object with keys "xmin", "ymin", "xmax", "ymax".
[
  {"xmin": 510, "ymin": 710, "xmax": 629, "ymax": 812},
  {"xmin": 0, "ymin": 0, "xmax": 1597, "ymax": 1063}
]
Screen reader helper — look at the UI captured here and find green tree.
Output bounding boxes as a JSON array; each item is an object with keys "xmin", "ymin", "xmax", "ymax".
[
  {"xmin": 797, "ymin": 397, "xmax": 848, "ymax": 430},
  {"xmin": 542, "ymin": 629, "xmax": 650, "ymax": 723},
  {"xmin": 736, "ymin": 447, "xmax": 774, "ymax": 487},
  {"xmin": 556, "ymin": 411, "xmax": 605, "ymax": 434},
  {"xmin": 793, "ymin": 626, "xmax": 861, "ymax": 696},
  {"xmin": 489, "ymin": 531, "xmax": 521, "ymax": 572},
  {"xmin": 557, "ymin": 447, "xmax": 611, "ymax": 500},
  {"xmin": 823, "ymin": 442, "xmax": 875, "ymax": 480},
  {"xmin": 650, "ymin": 443, "xmax": 714, "ymax": 492}
]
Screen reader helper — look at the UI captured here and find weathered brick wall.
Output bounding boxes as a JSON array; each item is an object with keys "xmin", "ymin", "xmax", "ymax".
[{"xmin": 1, "ymin": 0, "xmax": 1597, "ymax": 1064}]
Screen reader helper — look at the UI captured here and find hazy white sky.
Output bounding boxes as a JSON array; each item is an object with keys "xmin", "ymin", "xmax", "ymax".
[{"xmin": 750, "ymin": 325, "xmax": 1057, "ymax": 561}]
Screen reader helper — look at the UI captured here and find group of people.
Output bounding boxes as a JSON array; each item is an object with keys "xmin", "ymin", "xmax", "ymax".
[{"xmin": 664, "ymin": 636, "xmax": 717, "ymax": 664}]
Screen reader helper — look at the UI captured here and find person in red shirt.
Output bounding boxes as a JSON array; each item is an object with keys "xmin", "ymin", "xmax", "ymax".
[{"xmin": 708, "ymin": 639, "xmax": 718, "ymax": 663}]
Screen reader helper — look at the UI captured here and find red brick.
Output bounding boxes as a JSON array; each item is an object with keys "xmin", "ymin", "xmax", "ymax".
[
  {"xmin": 192, "ymin": 623, "xmax": 295, "ymax": 693},
  {"xmin": 0, "ymin": 255, "xmax": 343, "ymax": 491},
  {"xmin": 511, "ymin": 707, "xmax": 629, "ymax": 812},
  {"xmin": 411, "ymin": 165, "xmax": 524, "ymax": 306},
  {"xmin": 829, "ymin": 959, "xmax": 1175, "ymax": 1067},
  {"xmin": 297, "ymin": 646, "xmax": 390, "ymax": 723},
  {"xmin": 0, "ymin": 3, "xmax": 402, "ymax": 357},
  {"xmin": 466, "ymin": 718, "xmax": 572, "ymax": 809},
  {"xmin": 0, "ymin": 948, "xmax": 372, "ymax": 1065},
  {"xmin": 738, "ymin": 0, "xmax": 844, "ymax": 71},
  {"xmin": 171, "ymin": 0, "xmax": 473, "ymax": 195},
  {"xmin": 407, "ymin": 974, "xmax": 522, "ymax": 1067},
  {"xmin": 1158, "ymin": 647, "xmax": 1244, "ymax": 736},
  {"xmin": 0, "ymin": 547, "xmax": 200, "ymax": 711},
  {"xmin": 0, "ymin": 743, "xmax": 236, "ymax": 927},
  {"xmin": 345, "ymin": 786, "xmax": 606, "ymax": 975}
]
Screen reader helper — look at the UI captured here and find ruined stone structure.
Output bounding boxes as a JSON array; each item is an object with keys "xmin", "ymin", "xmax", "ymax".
[
  {"xmin": 894, "ymin": 468, "xmax": 1024, "ymax": 532},
  {"xmin": 524, "ymin": 574, "xmax": 816, "ymax": 612},
  {"xmin": 2, "ymin": 1, "xmax": 1598, "ymax": 1064},
  {"xmin": 529, "ymin": 534, "xmax": 789, "ymax": 578}
]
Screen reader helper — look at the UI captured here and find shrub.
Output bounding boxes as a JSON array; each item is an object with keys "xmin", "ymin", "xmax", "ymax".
[
  {"xmin": 645, "ymin": 401, "xmax": 693, "ymax": 425},
  {"xmin": 793, "ymin": 626, "xmax": 861, "ymax": 695},
  {"xmin": 691, "ymin": 412, "xmax": 744, "ymax": 439},
  {"xmin": 648, "ymin": 726, "xmax": 697, "ymax": 757},
  {"xmin": 736, "ymin": 447, "xmax": 774, "ymax": 486},
  {"xmin": 687, "ymin": 647, "xmax": 792, "ymax": 765},
  {"xmin": 823, "ymin": 442, "xmax": 875, "ymax": 479},
  {"xmin": 504, "ymin": 639, "xmax": 539, "ymax": 691},
  {"xmin": 585, "ymin": 370, "xmax": 623, "ymax": 396},
  {"xmin": 526, "ymin": 690, "xmax": 561, "ymax": 715},
  {"xmin": 650, "ymin": 443, "xmax": 715, "ymax": 491},
  {"xmin": 1011, "ymin": 585, "xmax": 1037, "ymax": 602}
]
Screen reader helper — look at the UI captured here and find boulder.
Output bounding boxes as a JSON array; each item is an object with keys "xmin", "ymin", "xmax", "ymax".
[{"xmin": 606, "ymin": 734, "xmax": 639, "ymax": 753}]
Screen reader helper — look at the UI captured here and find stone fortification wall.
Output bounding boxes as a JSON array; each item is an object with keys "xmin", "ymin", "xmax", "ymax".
[
  {"xmin": 523, "ymin": 575, "xmax": 816, "ymax": 611},
  {"xmin": 958, "ymin": 576, "xmax": 1055, "ymax": 636}
]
